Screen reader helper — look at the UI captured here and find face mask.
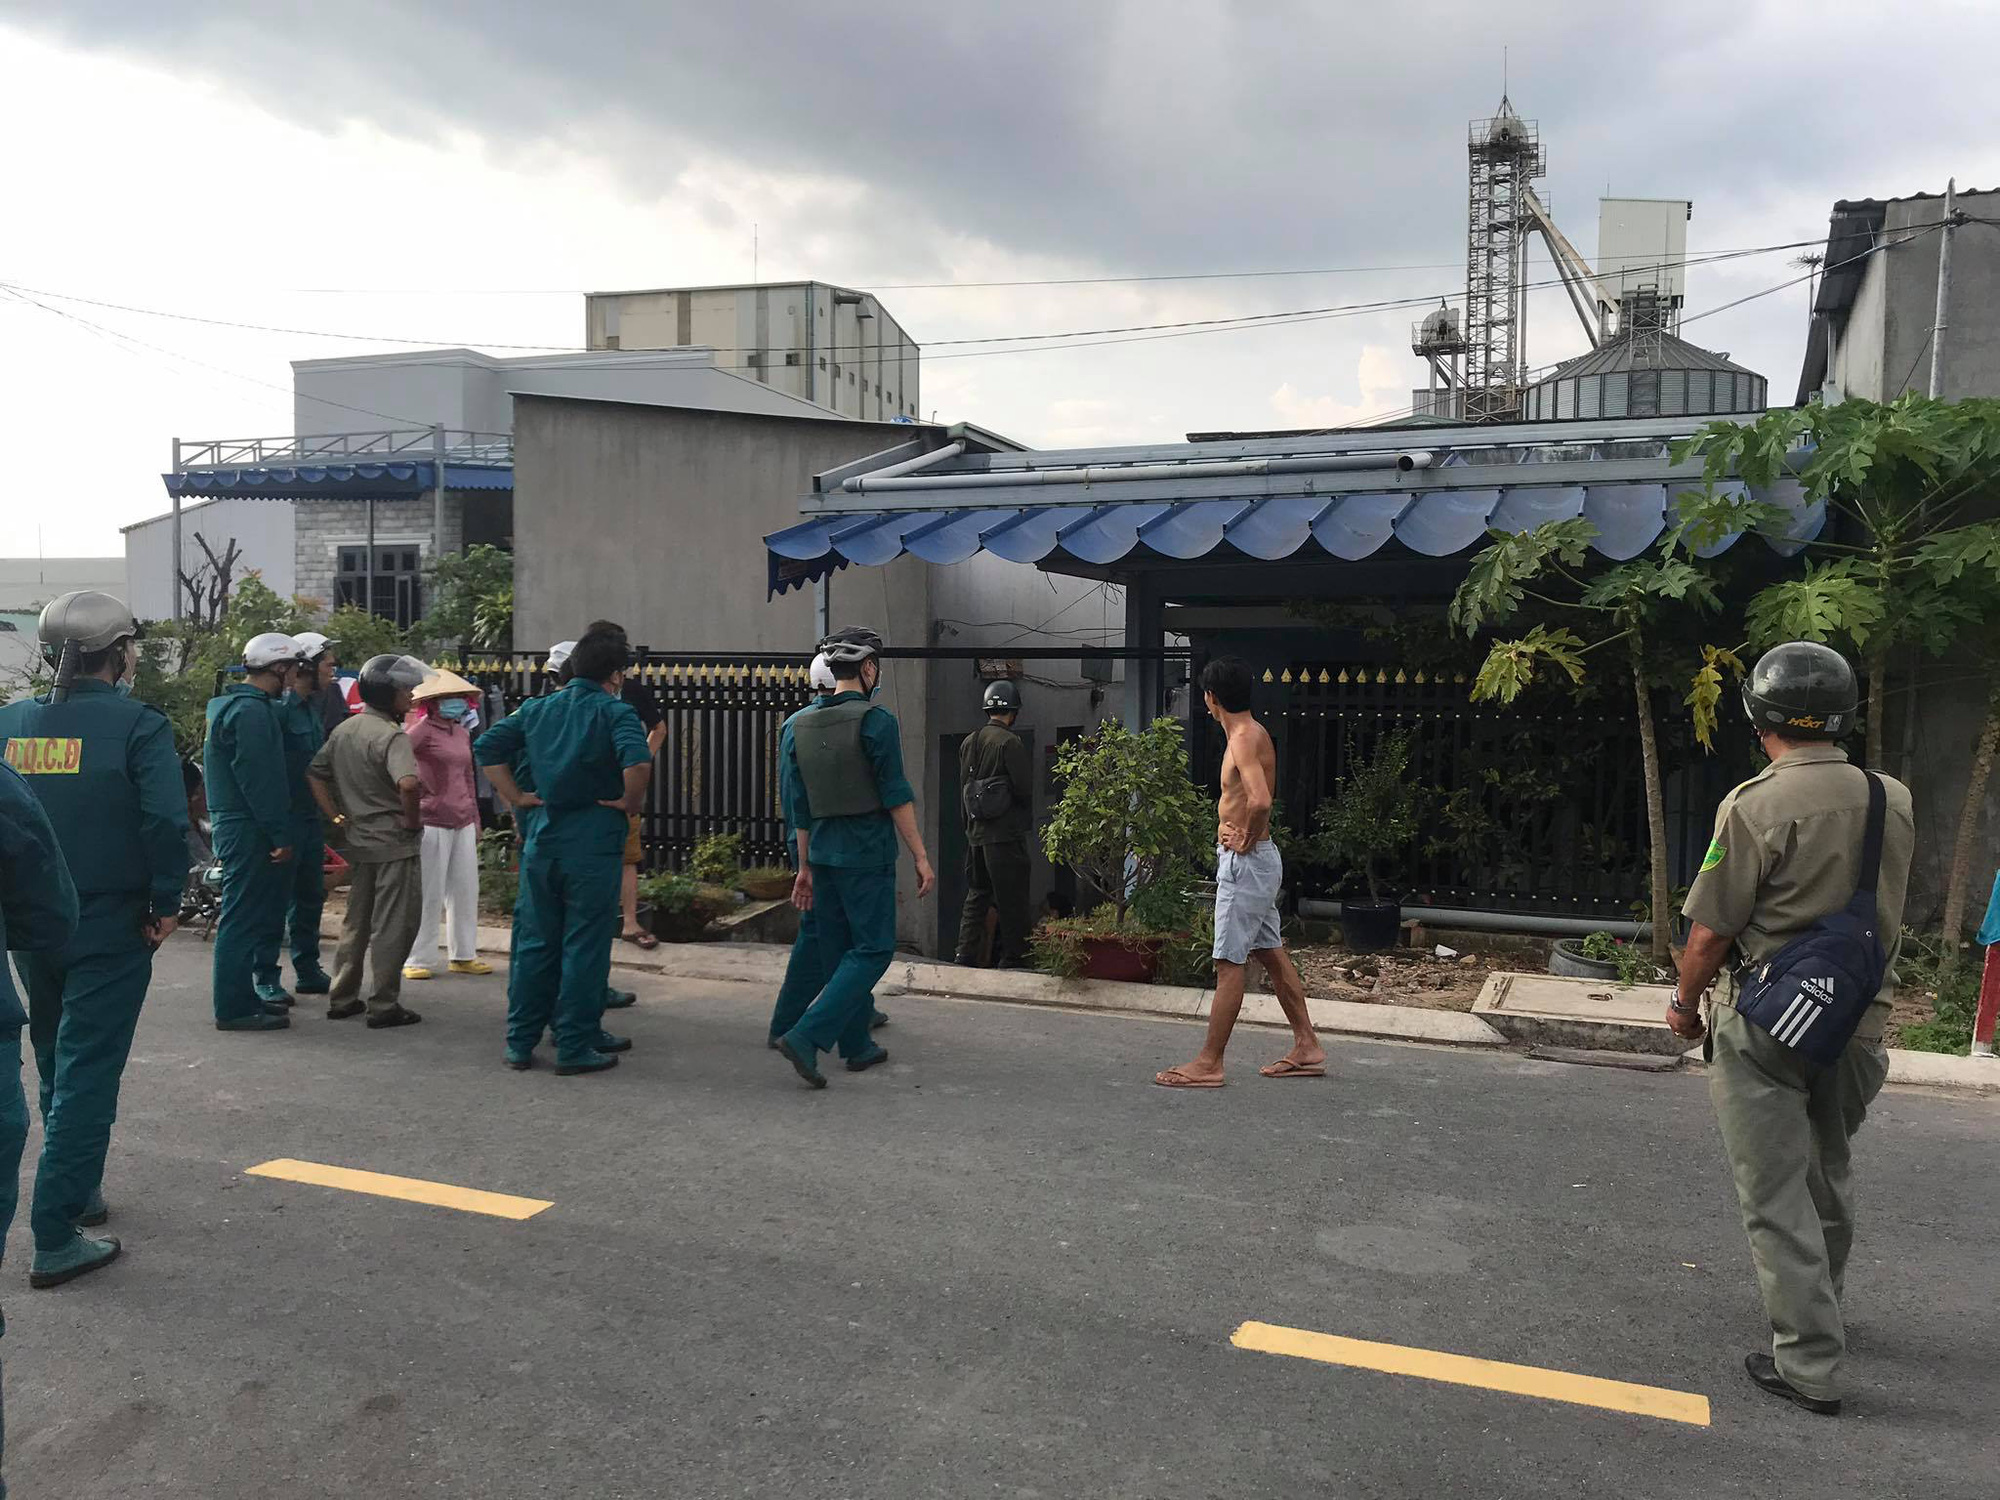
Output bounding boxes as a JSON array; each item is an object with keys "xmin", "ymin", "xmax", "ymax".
[{"xmin": 438, "ymin": 699, "xmax": 470, "ymax": 722}]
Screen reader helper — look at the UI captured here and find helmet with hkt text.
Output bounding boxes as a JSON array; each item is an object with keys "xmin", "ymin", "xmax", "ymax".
[
  {"xmin": 1740, "ymin": 641, "xmax": 1858, "ymax": 741},
  {"xmin": 982, "ymin": 679, "xmax": 1021, "ymax": 713},
  {"xmin": 358, "ymin": 655, "xmax": 438, "ymax": 693}
]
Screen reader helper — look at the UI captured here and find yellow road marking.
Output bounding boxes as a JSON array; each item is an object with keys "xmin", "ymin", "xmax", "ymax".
[
  {"xmin": 245, "ymin": 1159, "xmax": 553, "ymax": 1221},
  {"xmin": 1231, "ymin": 1321, "xmax": 1710, "ymax": 1427}
]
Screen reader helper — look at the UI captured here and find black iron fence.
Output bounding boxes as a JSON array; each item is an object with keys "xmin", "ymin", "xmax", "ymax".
[
  {"xmin": 460, "ymin": 651, "xmax": 815, "ymax": 872},
  {"xmin": 1192, "ymin": 657, "xmax": 1739, "ymax": 921}
]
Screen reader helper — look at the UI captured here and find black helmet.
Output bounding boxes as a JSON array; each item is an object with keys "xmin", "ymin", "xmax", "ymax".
[
  {"xmin": 817, "ymin": 626, "xmax": 883, "ymax": 668},
  {"xmin": 1741, "ymin": 642, "xmax": 1858, "ymax": 740},
  {"xmin": 982, "ymin": 679, "xmax": 1021, "ymax": 713}
]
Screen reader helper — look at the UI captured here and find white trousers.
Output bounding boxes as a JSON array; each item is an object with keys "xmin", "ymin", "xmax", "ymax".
[{"xmin": 414, "ymin": 822, "xmax": 480, "ymax": 965}]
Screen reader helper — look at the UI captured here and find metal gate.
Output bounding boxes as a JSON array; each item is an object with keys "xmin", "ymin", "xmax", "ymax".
[
  {"xmin": 461, "ymin": 651, "xmax": 814, "ymax": 872},
  {"xmin": 1192, "ymin": 656, "xmax": 1740, "ymax": 920}
]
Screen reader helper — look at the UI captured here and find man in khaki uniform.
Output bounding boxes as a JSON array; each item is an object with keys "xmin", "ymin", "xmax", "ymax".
[
  {"xmin": 308, "ymin": 655, "xmax": 433, "ymax": 1030},
  {"xmin": 1668, "ymin": 641, "xmax": 1913, "ymax": 1416}
]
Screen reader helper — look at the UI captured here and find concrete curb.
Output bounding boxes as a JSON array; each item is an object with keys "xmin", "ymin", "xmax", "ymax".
[{"xmin": 358, "ymin": 920, "xmax": 2000, "ymax": 1091}]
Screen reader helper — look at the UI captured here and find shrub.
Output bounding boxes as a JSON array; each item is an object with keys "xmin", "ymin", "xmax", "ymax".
[
  {"xmin": 1041, "ymin": 717, "xmax": 1208, "ymax": 926},
  {"xmin": 1308, "ymin": 730, "xmax": 1423, "ymax": 902},
  {"xmin": 690, "ymin": 832, "xmax": 743, "ymax": 884},
  {"xmin": 477, "ymin": 828, "xmax": 519, "ymax": 916}
]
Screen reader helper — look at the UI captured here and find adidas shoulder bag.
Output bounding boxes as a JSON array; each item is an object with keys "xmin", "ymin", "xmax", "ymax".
[{"xmin": 1732, "ymin": 770, "xmax": 1888, "ymax": 1066}]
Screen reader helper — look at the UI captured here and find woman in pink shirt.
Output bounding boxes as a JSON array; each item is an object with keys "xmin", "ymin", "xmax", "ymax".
[{"xmin": 403, "ymin": 670, "xmax": 492, "ymax": 981}]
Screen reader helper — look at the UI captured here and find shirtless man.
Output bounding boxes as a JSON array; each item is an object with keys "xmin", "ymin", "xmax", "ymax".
[{"xmin": 1155, "ymin": 656, "xmax": 1321, "ymax": 1088}]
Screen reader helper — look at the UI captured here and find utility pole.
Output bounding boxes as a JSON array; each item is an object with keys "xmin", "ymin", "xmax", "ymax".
[{"xmin": 1928, "ymin": 178, "xmax": 1957, "ymax": 399}]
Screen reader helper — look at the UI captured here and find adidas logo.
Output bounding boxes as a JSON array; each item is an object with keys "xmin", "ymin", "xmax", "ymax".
[{"xmin": 1801, "ymin": 977, "xmax": 1835, "ymax": 1003}]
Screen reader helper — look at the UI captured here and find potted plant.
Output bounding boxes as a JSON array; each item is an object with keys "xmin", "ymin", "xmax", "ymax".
[
  {"xmin": 736, "ymin": 864, "xmax": 798, "ymax": 902},
  {"xmin": 638, "ymin": 870, "xmax": 734, "ymax": 943},
  {"xmin": 1550, "ymin": 930, "xmax": 1625, "ymax": 980},
  {"xmin": 1039, "ymin": 717, "xmax": 1208, "ymax": 981},
  {"xmin": 1551, "ymin": 930, "xmax": 1662, "ymax": 987},
  {"xmin": 1309, "ymin": 730, "xmax": 1422, "ymax": 953}
]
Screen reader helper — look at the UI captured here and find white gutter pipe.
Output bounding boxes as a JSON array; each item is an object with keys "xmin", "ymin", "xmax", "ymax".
[
  {"xmin": 1296, "ymin": 897, "xmax": 1645, "ymax": 941},
  {"xmin": 842, "ymin": 449, "xmax": 1433, "ymax": 494},
  {"xmin": 840, "ymin": 440, "xmax": 965, "ymax": 491}
]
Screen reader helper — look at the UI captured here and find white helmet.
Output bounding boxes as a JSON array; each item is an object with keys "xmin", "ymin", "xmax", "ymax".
[
  {"xmin": 293, "ymin": 631, "xmax": 336, "ymax": 662},
  {"xmin": 243, "ymin": 632, "xmax": 306, "ymax": 671},
  {"xmin": 809, "ymin": 653, "xmax": 837, "ymax": 692},
  {"xmin": 544, "ymin": 640, "xmax": 577, "ymax": 675}
]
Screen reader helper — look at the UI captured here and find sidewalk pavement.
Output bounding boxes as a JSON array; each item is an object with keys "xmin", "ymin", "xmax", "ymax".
[{"xmin": 368, "ymin": 918, "xmax": 2000, "ymax": 1095}]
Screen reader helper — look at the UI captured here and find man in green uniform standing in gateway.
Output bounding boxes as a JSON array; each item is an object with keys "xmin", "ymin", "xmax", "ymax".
[
  {"xmin": 1668, "ymin": 641, "xmax": 1914, "ymax": 1418},
  {"xmin": 773, "ymin": 627, "xmax": 934, "ymax": 1090},
  {"xmin": 0, "ymin": 590, "xmax": 186, "ymax": 1288}
]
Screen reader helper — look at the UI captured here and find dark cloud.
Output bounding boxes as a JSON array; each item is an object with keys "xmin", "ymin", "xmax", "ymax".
[{"xmin": 12, "ymin": 0, "xmax": 1996, "ymax": 282}]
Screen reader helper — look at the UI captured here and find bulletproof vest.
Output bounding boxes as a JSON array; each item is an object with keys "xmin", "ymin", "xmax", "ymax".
[
  {"xmin": 793, "ymin": 699, "xmax": 885, "ymax": 820},
  {"xmin": 0, "ymin": 689, "xmax": 151, "ymax": 898}
]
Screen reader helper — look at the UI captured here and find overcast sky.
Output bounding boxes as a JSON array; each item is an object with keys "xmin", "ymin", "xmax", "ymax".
[{"xmin": 3, "ymin": 1, "xmax": 1997, "ymax": 559}]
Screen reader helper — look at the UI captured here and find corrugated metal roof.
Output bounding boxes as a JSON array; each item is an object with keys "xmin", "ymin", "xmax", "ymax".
[{"xmin": 1538, "ymin": 332, "xmax": 1758, "ymax": 381}]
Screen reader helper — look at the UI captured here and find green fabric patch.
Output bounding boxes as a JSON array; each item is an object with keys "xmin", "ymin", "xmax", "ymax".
[{"xmin": 1700, "ymin": 839, "xmax": 1726, "ymax": 872}]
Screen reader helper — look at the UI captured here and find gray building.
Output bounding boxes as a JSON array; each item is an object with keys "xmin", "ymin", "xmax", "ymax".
[
  {"xmin": 1797, "ymin": 186, "xmax": 2000, "ymax": 928},
  {"xmin": 584, "ymin": 282, "xmax": 920, "ymax": 424},
  {"xmin": 1798, "ymin": 188, "xmax": 2000, "ymax": 403},
  {"xmin": 136, "ymin": 345, "xmax": 850, "ymax": 627},
  {"xmin": 513, "ymin": 394, "xmax": 1110, "ymax": 953}
]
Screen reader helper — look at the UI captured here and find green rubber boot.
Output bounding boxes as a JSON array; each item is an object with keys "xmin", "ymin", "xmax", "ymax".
[
  {"xmin": 31, "ymin": 1231, "xmax": 123, "ymax": 1289},
  {"xmin": 554, "ymin": 1050, "xmax": 619, "ymax": 1077},
  {"xmin": 216, "ymin": 1012, "xmax": 290, "ymax": 1032},
  {"xmin": 76, "ymin": 1188, "xmax": 109, "ymax": 1228}
]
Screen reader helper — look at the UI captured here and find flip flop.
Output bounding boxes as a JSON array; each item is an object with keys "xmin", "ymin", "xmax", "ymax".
[
  {"xmin": 1153, "ymin": 1066, "xmax": 1225, "ymax": 1089},
  {"xmin": 622, "ymin": 929, "xmax": 660, "ymax": 950},
  {"xmin": 1259, "ymin": 1058, "xmax": 1327, "ymax": 1079}
]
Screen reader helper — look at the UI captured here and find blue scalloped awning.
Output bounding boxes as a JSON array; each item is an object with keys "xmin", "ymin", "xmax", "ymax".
[
  {"xmin": 765, "ymin": 480, "xmax": 1823, "ymax": 595},
  {"xmin": 163, "ymin": 462, "xmax": 512, "ymax": 500}
]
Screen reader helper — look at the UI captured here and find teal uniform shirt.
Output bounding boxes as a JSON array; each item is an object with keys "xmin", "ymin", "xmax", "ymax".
[
  {"xmin": 278, "ymin": 691, "xmax": 325, "ymax": 830},
  {"xmin": 0, "ymin": 761, "xmax": 78, "ymax": 1026},
  {"xmin": 474, "ymin": 679, "xmax": 650, "ymax": 857},
  {"xmin": 781, "ymin": 692, "xmax": 914, "ymax": 870},
  {"xmin": 0, "ymin": 679, "xmax": 188, "ymax": 947},
  {"xmin": 204, "ymin": 683, "xmax": 291, "ymax": 846}
]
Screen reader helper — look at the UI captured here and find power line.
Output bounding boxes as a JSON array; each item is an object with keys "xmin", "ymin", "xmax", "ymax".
[
  {"xmin": 0, "ymin": 236, "xmax": 1842, "ymax": 368},
  {"xmin": 0, "ymin": 283, "xmax": 424, "ymax": 427}
]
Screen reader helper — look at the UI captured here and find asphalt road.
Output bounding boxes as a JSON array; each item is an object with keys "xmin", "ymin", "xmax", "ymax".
[{"xmin": 5, "ymin": 935, "xmax": 1997, "ymax": 1499}]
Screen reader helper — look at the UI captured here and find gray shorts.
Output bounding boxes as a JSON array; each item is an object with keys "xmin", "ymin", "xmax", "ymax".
[{"xmin": 1212, "ymin": 840, "xmax": 1283, "ymax": 964}]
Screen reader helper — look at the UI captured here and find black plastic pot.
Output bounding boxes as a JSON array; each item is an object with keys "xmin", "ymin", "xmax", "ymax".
[
  {"xmin": 1548, "ymin": 938, "xmax": 1621, "ymax": 980},
  {"xmin": 1341, "ymin": 899, "xmax": 1402, "ymax": 954}
]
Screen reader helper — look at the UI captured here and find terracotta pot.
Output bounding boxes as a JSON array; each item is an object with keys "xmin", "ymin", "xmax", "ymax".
[{"xmin": 1079, "ymin": 934, "xmax": 1162, "ymax": 983}]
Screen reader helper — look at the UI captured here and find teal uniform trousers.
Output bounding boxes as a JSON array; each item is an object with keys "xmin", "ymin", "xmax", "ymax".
[{"xmin": 785, "ymin": 863, "xmax": 895, "ymax": 1060}]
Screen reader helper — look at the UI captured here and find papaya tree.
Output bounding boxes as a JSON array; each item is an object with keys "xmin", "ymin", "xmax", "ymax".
[
  {"xmin": 1449, "ymin": 495, "xmax": 1755, "ymax": 964},
  {"xmin": 1678, "ymin": 395, "xmax": 2000, "ymax": 967}
]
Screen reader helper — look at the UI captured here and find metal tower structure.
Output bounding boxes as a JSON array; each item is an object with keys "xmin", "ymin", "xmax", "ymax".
[{"xmin": 1462, "ymin": 98, "xmax": 1545, "ymax": 422}]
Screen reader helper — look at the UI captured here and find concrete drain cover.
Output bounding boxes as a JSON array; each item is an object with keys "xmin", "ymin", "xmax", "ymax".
[{"xmin": 1473, "ymin": 972, "xmax": 1689, "ymax": 1057}]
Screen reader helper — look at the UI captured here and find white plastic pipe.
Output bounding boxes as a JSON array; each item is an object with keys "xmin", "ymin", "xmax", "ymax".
[
  {"xmin": 1296, "ymin": 897, "xmax": 1645, "ymax": 940},
  {"xmin": 842, "ymin": 449, "xmax": 1433, "ymax": 494}
]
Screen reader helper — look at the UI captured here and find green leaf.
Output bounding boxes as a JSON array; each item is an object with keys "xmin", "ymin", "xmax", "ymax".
[
  {"xmin": 1448, "ymin": 520, "xmax": 1597, "ymax": 636},
  {"xmin": 1744, "ymin": 560, "xmax": 1887, "ymax": 651},
  {"xmin": 1469, "ymin": 625, "xmax": 1587, "ymax": 703},
  {"xmin": 1684, "ymin": 645, "xmax": 1746, "ymax": 751}
]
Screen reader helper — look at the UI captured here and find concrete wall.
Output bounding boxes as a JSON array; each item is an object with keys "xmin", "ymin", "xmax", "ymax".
[
  {"xmin": 122, "ymin": 498, "xmax": 295, "ymax": 621},
  {"xmin": 1829, "ymin": 191, "xmax": 2000, "ymax": 403},
  {"xmin": 293, "ymin": 353, "xmax": 501, "ymax": 435},
  {"xmin": 512, "ymin": 395, "xmax": 939, "ymax": 942}
]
